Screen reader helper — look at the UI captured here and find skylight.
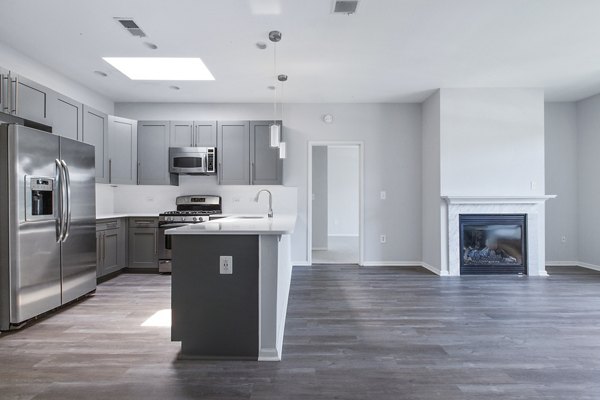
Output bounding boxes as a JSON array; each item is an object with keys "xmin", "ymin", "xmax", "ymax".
[{"xmin": 102, "ymin": 57, "xmax": 215, "ymax": 81}]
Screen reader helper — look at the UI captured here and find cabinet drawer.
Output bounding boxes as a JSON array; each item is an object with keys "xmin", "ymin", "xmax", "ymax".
[
  {"xmin": 97, "ymin": 218, "xmax": 120, "ymax": 231},
  {"xmin": 129, "ymin": 217, "xmax": 158, "ymax": 228}
]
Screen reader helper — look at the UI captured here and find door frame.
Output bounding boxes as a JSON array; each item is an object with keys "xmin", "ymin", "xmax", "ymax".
[{"xmin": 307, "ymin": 141, "xmax": 364, "ymax": 266}]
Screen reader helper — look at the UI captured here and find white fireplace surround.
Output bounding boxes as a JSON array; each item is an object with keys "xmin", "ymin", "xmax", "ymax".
[{"xmin": 443, "ymin": 196, "xmax": 556, "ymax": 277}]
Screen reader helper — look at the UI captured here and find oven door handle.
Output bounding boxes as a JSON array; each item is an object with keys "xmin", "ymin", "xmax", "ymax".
[{"xmin": 160, "ymin": 223, "xmax": 192, "ymax": 229}]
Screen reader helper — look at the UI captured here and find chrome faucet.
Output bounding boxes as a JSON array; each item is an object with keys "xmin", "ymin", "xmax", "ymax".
[{"xmin": 255, "ymin": 189, "xmax": 273, "ymax": 218}]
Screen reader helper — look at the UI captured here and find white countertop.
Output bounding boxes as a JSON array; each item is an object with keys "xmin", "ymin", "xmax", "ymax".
[
  {"xmin": 96, "ymin": 213, "xmax": 159, "ymax": 220},
  {"xmin": 165, "ymin": 214, "xmax": 296, "ymax": 236}
]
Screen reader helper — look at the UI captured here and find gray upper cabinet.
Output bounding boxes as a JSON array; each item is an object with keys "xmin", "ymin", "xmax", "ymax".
[
  {"xmin": 194, "ymin": 121, "xmax": 217, "ymax": 147},
  {"xmin": 0, "ymin": 68, "xmax": 8, "ymax": 114},
  {"xmin": 169, "ymin": 121, "xmax": 194, "ymax": 147},
  {"xmin": 217, "ymin": 121, "xmax": 250, "ymax": 185},
  {"xmin": 52, "ymin": 94, "xmax": 82, "ymax": 141},
  {"xmin": 250, "ymin": 121, "xmax": 283, "ymax": 185},
  {"xmin": 108, "ymin": 116, "xmax": 138, "ymax": 185},
  {"xmin": 138, "ymin": 120, "xmax": 177, "ymax": 185},
  {"xmin": 12, "ymin": 74, "xmax": 54, "ymax": 125},
  {"xmin": 82, "ymin": 105, "xmax": 109, "ymax": 183}
]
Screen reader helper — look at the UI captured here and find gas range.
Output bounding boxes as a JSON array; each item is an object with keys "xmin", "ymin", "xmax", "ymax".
[{"xmin": 158, "ymin": 195, "xmax": 222, "ymax": 225}]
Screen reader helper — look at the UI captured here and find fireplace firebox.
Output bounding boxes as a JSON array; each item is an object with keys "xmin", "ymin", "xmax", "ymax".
[{"xmin": 459, "ymin": 214, "xmax": 527, "ymax": 275}]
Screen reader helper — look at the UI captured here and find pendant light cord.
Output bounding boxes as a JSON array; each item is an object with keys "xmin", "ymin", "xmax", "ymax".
[{"xmin": 273, "ymin": 41, "xmax": 277, "ymax": 125}]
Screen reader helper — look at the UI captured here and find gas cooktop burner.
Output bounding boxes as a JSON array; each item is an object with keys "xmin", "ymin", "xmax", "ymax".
[{"xmin": 160, "ymin": 210, "xmax": 218, "ymax": 216}]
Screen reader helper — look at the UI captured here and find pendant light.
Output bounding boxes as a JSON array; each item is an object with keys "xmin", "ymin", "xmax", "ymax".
[
  {"xmin": 269, "ymin": 30, "xmax": 282, "ymax": 148},
  {"xmin": 278, "ymin": 74, "xmax": 287, "ymax": 159}
]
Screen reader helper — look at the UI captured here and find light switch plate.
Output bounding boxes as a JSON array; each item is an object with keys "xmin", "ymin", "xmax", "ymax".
[
  {"xmin": 380, "ymin": 191, "xmax": 386, "ymax": 200},
  {"xmin": 220, "ymin": 256, "xmax": 233, "ymax": 274}
]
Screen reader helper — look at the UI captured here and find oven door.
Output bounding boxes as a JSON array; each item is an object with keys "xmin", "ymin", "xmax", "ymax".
[
  {"xmin": 169, "ymin": 147, "xmax": 207, "ymax": 174},
  {"xmin": 158, "ymin": 223, "xmax": 189, "ymax": 260}
]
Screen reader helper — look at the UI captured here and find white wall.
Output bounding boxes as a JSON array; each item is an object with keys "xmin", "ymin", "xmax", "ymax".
[
  {"xmin": 576, "ymin": 93, "xmax": 600, "ymax": 267},
  {"xmin": 327, "ymin": 146, "xmax": 359, "ymax": 236},
  {"xmin": 0, "ymin": 41, "xmax": 113, "ymax": 114},
  {"xmin": 440, "ymin": 89, "xmax": 545, "ymax": 196},
  {"xmin": 544, "ymin": 103, "xmax": 578, "ymax": 262},
  {"xmin": 115, "ymin": 102, "xmax": 423, "ymax": 265},
  {"xmin": 312, "ymin": 146, "xmax": 328, "ymax": 249},
  {"xmin": 421, "ymin": 91, "xmax": 442, "ymax": 270}
]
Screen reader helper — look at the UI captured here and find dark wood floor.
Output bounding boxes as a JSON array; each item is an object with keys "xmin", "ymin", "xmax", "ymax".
[{"xmin": 1, "ymin": 265, "xmax": 600, "ymax": 399}]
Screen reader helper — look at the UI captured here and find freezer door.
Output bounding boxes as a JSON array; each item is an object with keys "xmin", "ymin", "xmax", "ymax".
[
  {"xmin": 60, "ymin": 137, "xmax": 96, "ymax": 304},
  {"xmin": 9, "ymin": 125, "xmax": 62, "ymax": 324}
]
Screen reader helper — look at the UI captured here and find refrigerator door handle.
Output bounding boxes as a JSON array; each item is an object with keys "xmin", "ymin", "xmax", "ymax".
[
  {"xmin": 61, "ymin": 160, "xmax": 72, "ymax": 241},
  {"xmin": 55, "ymin": 159, "xmax": 64, "ymax": 243}
]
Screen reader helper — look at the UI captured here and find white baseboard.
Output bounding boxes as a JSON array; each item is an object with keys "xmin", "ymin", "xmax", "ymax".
[
  {"xmin": 292, "ymin": 261, "xmax": 311, "ymax": 267},
  {"xmin": 361, "ymin": 261, "xmax": 422, "ymax": 267},
  {"xmin": 546, "ymin": 261, "xmax": 600, "ymax": 272},
  {"xmin": 575, "ymin": 262, "xmax": 600, "ymax": 272},
  {"xmin": 312, "ymin": 247, "xmax": 328, "ymax": 251}
]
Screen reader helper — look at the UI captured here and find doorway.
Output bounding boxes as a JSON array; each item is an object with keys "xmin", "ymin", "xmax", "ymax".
[{"xmin": 308, "ymin": 142, "xmax": 363, "ymax": 265}]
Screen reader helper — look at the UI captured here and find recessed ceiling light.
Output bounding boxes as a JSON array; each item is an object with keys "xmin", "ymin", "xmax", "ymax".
[
  {"xmin": 102, "ymin": 57, "xmax": 215, "ymax": 81},
  {"xmin": 144, "ymin": 42, "xmax": 158, "ymax": 50},
  {"xmin": 169, "ymin": 85, "xmax": 180, "ymax": 90},
  {"xmin": 256, "ymin": 42, "xmax": 267, "ymax": 50},
  {"xmin": 93, "ymin": 70, "xmax": 108, "ymax": 77}
]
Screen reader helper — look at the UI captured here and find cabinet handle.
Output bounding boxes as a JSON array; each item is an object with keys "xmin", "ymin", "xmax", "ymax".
[
  {"xmin": 137, "ymin": 162, "xmax": 140, "ymax": 184},
  {"xmin": 10, "ymin": 75, "xmax": 18, "ymax": 115},
  {"xmin": 0, "ymin": 74, "xmax": 4, "ymax": 110},
  {"xmin": 101, "ymin": 233, "xmax": 105, "ymax": 263},
  {"xmin": 5, "ymin": 74, "xmax": 11, "ymax": 113},
  {"xmin": 154, "ymin": 231, "xmax": 158, "ymax": 256},
  {"xmin": 219, "ymin": 162, "xmax": 222, "ymax": 182},
  {"xmin": 108, "ymin": 159, "xmax": 112, "ymax": 183},
  {"xmin": 251, "ymin": 162, "xmax": 255, "ymax": 184}
]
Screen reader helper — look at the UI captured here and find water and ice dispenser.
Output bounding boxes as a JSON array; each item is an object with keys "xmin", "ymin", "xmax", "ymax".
[{"xmin": 25, "ymin": 176, "xmax": 55, "ymax": 221}]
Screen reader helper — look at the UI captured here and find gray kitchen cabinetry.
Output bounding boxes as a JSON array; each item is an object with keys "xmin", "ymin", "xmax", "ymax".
[
  {"xmin": 96, "ymin": 219, "xmax": 127, "ymax": 278},
  {"xmin": 138, "ymin": 121, "xmax": 177, "ymax": 185},
  {"xmin": 169, "ymin": 120, "xmax": 217, "ymax": 147},
  {"xmin": 250, "ymin": 121, "xmax": 283, "ymax": 185},
  {"xmin": 128, "ymin": 218, "xmax": 159, "ymax": 269},
  {"xmin": 217, "ymin": 121, "xmax": 251, "ymax": 185},
  {"xmin": 2, "ymin": 72, "xmax": 54, "ymax": 125},
  {"xmin": 108, "ymin": 116, "xmax": 138, "ymax": 185},
  {"xmin": 52, "ymin": 93, "xmax": 83, "ymax": 141},
  {"xmin": 83, "ymin": 105, "xmax": 109, "ymax": 183}
]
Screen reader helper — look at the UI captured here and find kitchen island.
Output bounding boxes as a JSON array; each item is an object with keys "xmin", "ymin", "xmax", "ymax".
[{"xmin": 166, "ymin": 215, "xmax": 295, "ymax": 361}]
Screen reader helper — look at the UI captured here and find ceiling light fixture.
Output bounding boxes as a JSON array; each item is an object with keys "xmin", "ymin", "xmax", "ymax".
[
  {"xmin": 93, "ymin": 70, "xmax": 108, "ymax": 77},
  {"xmin": 256, "ymin": 42, "xmax": 267, "ymax": 50},
  {"xmin": 269, "ymin": 30, "xmax": 282, "ymax": 148},
  {"xmin": 144, "ymin": 42, "xmax": 158, "ymax": 50},
  {"xmin": 169, "ymin": 85, "xmax": 180, "ymax": 91},
  {"xmin": 102, "ymin": 57, "xmax": 215, "ymax": 81}
]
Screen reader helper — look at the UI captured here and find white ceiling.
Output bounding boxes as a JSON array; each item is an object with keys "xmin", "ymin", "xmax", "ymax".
[{"xmin": 2, "ymin": 0, "xmax": 600, "ymax": 103}]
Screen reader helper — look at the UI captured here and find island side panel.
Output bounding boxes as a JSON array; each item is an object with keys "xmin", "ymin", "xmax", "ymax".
[{"xmin": 171, "ymin": 234, "xmax": 259, "ymax": 360}]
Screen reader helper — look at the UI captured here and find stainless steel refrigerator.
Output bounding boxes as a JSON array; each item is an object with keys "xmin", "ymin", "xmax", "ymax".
[{"xmin": 0, "ymin": 121, "xmax": 96, "ymax": 331}]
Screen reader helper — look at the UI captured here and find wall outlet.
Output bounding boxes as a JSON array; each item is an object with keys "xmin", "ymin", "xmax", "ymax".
[
  {"xmin": 561, "ymin": 235, "xmax": 567, "ymax": 243},
  {"xmin": 220, "ymin": 256, "xmax": 233, "ymax": 274},
  {"xmin": 380, "ymin": 234, "xmax": 386, "ymax": 244},
  {"xmin": 380, "ymin": 191, "xmax": 386, "ymax": 200},
  {"xmin": 145, "ymin": 195, "xmax": 154, "ymax": 202},
  {"xmin": 530, "ymin": 181, "xmax": 536, "ymax": 190}
]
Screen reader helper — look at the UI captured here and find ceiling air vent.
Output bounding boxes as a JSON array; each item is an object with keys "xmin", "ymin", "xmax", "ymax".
[
  {"xmin": 332, "ymin": 0, "xmax": 359, "ymax": 14},
  {"xmin": 115, "ymin": 18, "xmax": 146, "ymax": 37}
]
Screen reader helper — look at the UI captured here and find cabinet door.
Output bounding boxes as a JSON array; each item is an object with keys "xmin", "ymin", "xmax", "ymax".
[
  {"xmin": 128, "ymin": 227, "xmax": 158, "ymax": 269},
  {"xmin": 169, "ymin": 121, "xmax": 194, "ymax": 147},
  {"xmin": 250, "ymin": 121, "xmax": 283, "ymax": 185},
  {"xmin": 138, "ymin": 121, "xmax": 176, "ymax": 185},
  {"xmin": 83, "ymin": 105, "xmax": 109, "ymax": 183},
  {"xmin": 108, "ymin": 116, "xmax": 138, "ymax": 185},
  {"xmin": 217, "ymin": 121, "xmax": 250, "ymax": 185},
  {"xmin": 0, "ymin": 68, "xmax": 8, "ymax": 114},
  {"xmin": 12, "ymin": 74, "xmax": 54, "ymax": 125},
  {"xmin": 194, "ymin": 121, "xmax": 217, "ymax": 147},
  {"xmin": 103, "ymin": 229, "xmax": 120, "ymax": 274},
  {"xmin": 53, "ymin": 94, "xmax": 82, "ymax": 141}
]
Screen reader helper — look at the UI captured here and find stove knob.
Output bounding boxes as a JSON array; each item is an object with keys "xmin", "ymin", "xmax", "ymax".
[{"xmin": 193, "ymin": 217, "xmax": 198, "ymax": 222}]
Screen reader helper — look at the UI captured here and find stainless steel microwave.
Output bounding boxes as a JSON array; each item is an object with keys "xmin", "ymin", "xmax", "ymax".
[{"xmin": 169, "ymin": 147, "xmax": 216, "ymax": 175}]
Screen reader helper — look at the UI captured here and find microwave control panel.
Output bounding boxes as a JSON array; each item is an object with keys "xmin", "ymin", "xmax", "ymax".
[{"xmin": 206, "ymin": 148, "xmax": 215, "ymax": 172}]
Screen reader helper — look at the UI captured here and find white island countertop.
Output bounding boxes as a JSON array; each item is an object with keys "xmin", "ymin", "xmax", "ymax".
[{"xmin": 165, "ymin": 215, "xmax": 296, "ymax": 236}]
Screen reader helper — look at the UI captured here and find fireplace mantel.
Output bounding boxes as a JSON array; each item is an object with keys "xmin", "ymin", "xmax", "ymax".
[
  {"xmin": 442, "ymin": 195, "xmax": 556, "ymax": 277},
  {"xmin": 443, "ymin": 195, "xmax": 556, "ymax": 205}
]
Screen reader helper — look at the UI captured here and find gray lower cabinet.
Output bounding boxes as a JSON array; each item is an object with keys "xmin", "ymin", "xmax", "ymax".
[
  {"xmin": 53, "ymin": 94, "xmax": 83, "ymax": 141},
  {"xmin": 10, "ymin": 73, "xmax": 54, "ymax": 126},
  {"xmin": 217, "ymin": 121, "xmax": 250, "ymax": 185},
  {"xmin": 108, "ymin": 116, "xmax": 138, "ymax": 185},
  {"xmin": 138, "ymin": 120, "xmax": 177, "ymax": 185},
  {"xmin": 250, "ymin": 121, "xmax": 283, "ymax": 185},
  {"xmin": 96, "ymin": 219, "xmax": 127, "ymax": 278},
  {"xmin": 83, "ymin": 105, "xmax": 109, "ymax": 183},
  {"xmin": 128, "ymin": 218, "xmax": 159, "ymax": 269}
]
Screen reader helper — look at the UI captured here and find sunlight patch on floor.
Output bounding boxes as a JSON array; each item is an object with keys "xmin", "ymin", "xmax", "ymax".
[{"xmin": 141, "ymin": 309, "xmax": 171, "ymax": 327}]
